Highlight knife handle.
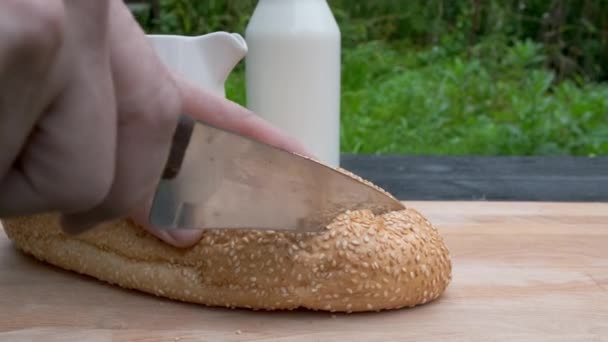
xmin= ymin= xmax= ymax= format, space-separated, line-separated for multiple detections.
xmin=161 ymin=113 xmax=195 ymax=179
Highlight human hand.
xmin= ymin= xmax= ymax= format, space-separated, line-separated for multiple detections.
xmin=0 ymin=0 xmax=310 ymax=247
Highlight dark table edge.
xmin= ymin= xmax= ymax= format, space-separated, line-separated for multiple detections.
xmin=339 ymin=154 xmax=608 ymax=202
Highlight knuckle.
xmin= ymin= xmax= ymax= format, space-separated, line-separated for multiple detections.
xmin=3 ymin=0 xmax=65 ymax=57
xmin=123 ymin=81 xmax=182 ymax=138
xmin=79 ymin=175 xmax=114 ymax=211
xmin=101 ymin=191 xmax=140 ymax=219
xmin=51 ymin=163 xmax=114 ymax=213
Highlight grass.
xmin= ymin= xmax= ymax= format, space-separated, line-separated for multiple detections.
xmin=225 ymin=38 xmax=608 ymax=156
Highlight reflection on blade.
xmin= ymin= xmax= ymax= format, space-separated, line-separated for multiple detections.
xmin=149 ymin=120 xmax=404 ymax=231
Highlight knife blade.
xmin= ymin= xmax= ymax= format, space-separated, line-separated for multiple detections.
xmin=148 ymin=114 xmax=404 ymax=232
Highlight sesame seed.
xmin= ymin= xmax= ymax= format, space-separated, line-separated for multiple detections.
xmin=5 ymin=189 xmax=452 ymax=315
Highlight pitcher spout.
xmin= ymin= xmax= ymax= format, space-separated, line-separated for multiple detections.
xmin=228 ymin=33 xmax=248 ymax=56
xmin=195 ymin=32 xmax=248 ymax=90
xmin=147 ymin=31 xmax=247 ymax=96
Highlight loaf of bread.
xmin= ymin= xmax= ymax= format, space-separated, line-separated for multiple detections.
xmin=1 ymin=172 xmax=452 ymax=313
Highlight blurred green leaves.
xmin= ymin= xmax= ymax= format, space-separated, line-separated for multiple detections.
xmin=337 ymin=38 xmax=608 ymax=156
xmin=132 ymin=0 xmax=608 ymax=156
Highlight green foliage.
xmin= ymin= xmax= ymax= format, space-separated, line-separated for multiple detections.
xmin=133 ymin=0 xmax=608 ymax=156
xmin=142 ymin=0 xmax=257 ymax=35
xmin=138 ymin=0 xmax=608 ymax=82
xmin=338 ymin=39 xmax=608 ymax=156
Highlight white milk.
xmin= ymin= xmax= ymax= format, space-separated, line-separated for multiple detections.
xmin=245 ymin=0 xmax=342 ymax=167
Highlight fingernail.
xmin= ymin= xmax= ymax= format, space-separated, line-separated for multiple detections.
xmin=164 ymin=229 xmax=204 ymax=248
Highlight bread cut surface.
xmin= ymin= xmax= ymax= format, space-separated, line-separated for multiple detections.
xmin=1 ymin=174 xmax=452 ymax=313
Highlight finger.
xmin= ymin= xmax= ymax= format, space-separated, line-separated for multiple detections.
xmin=60 ymin=79 xmax=180 ymax=234
xmin=0 ymin=0 xmax=65 ymax=179
xmin=60 ymin=0 xmax=182 ymax=234
xmin=57 ymin=0 xmax=117 ymax=233
xmin=0 ymin=47 xmax=116 ymax=219
xmin=178 ymin=75 xmax=313 ymax=157
xmin=0 ymin=169 xmax=54 ymax=216
xmin=128 ymin=177 xmax=203 ymax=249
xmin=0 ymin=0 xmax=116 ymax=218
xmin=130 ymin=203 xmax=204 ymax=248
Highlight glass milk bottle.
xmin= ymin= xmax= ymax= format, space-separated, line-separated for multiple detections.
xmin=245 ymin=0 xmax=341 ymax=167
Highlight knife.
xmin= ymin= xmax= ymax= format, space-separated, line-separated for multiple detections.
xmin=148 ymin=114 xmax=404 ymax=232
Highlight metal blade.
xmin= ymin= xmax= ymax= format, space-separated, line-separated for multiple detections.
xmin=149 ymin=116 xmax=404 ymax=232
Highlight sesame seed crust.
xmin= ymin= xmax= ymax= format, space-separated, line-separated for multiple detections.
xmin=1 ymin=172 xmax=452 ymax=313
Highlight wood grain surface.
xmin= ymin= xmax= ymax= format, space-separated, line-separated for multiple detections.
xmin=1 ymin=201 xmax=607 ymax=341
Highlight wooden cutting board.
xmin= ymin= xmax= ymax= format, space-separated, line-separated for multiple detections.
xmin=1 ymin=201 xmax=607 ymax=341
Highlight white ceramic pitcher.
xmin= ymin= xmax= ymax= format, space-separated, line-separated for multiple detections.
xmin=146 ymin=32 xmax=248 ymax=96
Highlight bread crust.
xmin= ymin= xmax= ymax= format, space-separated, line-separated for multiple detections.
xmin=2 ymin=205 xmax=451 ymax=313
